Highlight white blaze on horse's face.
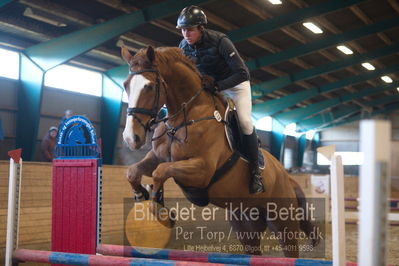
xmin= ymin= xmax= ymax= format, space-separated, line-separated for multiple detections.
xmin=123 ymin=74 xmax=151 ymax=150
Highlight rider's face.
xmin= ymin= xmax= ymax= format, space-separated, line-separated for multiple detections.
xmin=181 ymin=26 xmax=202 ymax=45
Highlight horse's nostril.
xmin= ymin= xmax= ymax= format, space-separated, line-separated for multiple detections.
xmin=134 ymin=134 xmax=140 ymax=143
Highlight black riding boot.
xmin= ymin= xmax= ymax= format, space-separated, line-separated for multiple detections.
xmin=243 ymin=130 xmax=265 ymax=194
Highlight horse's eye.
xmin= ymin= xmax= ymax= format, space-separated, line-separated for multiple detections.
xmin=144 ymin=84 xmax=153 ymax=90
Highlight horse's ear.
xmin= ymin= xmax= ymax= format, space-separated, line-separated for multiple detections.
xmin=146 ymin=46 xmax=155 ymax=63
xmin=121 ymin=46 xmax=132 ymax=64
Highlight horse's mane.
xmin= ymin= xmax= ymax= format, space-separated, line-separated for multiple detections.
xmin=155 ymin=47 xmax=201 ymax=77
xmin=133 ymin=47 xmax=199 ymax=80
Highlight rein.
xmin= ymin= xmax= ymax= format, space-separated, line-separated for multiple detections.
xmin=151 ymin=88 xmax=223 ymax=162
xmin=126 ymin=67 xmax=225 ymax=162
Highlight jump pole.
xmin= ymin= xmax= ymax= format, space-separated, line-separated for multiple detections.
xmin=330 ymin=154 xmax=346 ymax=266
xmin=316 ymin=145 xmax=347 ymax=266
xmin=97 ymin=244 xmax=355 ymax=265
xmin=358 ymin=120 xmax=391 ymax=266
xmin=5 ymin=149 xmax=23 ymax=266
xmin=12 ymin=249 xmax=231 ymax=266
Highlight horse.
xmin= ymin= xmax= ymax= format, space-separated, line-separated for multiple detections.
xmin=120 ymin=46 xmax=319 ymax=258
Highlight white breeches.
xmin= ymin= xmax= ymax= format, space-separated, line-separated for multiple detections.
xmin=222 ymin=80 xmax=254 ymax=135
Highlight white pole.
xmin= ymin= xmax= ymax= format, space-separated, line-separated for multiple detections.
xmin=358 ymin=120 xmax=391 ymax=266
xmin=330 ymin=154 xmax=346 ymax=266
xmin=5 ymin=157 xmax=22 ymax=266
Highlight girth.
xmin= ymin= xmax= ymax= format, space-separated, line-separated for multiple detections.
xmin=175 ymin=151 xmax=240 ymax=207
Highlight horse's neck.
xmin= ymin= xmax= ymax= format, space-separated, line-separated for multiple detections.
xmin=162 ymin=63 xmax=212 ymax=118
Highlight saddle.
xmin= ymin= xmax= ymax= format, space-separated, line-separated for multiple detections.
xmin=224 ymin=98 xmax=265 ymax=169
xmin=175 ymin=96 xmax=265 ymax=206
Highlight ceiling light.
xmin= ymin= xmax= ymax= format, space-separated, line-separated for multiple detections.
xmin=303 ymin=22 xmax=323 ymax=34
xmin=23 ymin=7 xmax=66 ymax=27
xmin=361 ymin=62 xmax=375 ymax=71
xmin=381 ymin=76 xmax=393 ymax=83
xmin=268 ymin=0 xmax=282 ymax=4
xmin=397 ymin=87 xmax=399 ymax=92
xmin=337 ymin=45 xmax=353 ymax=55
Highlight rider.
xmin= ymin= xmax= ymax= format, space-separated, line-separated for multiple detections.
xmin=176 ymin=5 xmax=265 ymax=194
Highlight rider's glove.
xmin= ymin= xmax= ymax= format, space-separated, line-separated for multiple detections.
xmin=201 ymin=75 xmax=218 ymax=94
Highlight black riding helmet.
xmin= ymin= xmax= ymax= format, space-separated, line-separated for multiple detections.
xmin=176 ymin=5 xmax=207 ymax=29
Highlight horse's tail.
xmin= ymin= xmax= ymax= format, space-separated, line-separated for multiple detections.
xmin=289 ymin=177 xmax=320 ymax=247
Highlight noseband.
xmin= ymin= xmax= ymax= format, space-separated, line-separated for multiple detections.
xmin=126 ymin=69 xmax=164 ymax=132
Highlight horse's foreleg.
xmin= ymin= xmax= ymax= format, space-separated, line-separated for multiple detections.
xmin=151 ymin=158 xmax=211 ymax=197
xmin=127 ymin=150 xmax=159 ymax=200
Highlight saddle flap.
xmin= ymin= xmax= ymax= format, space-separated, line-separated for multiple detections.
xmin=223 ymin=99 xmax=265 ymax=169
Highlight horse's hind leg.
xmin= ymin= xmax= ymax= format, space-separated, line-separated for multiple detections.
xmin=267 ymin=214 xmax=300 ymax=258
xmin=291 ymin=182 xmax=320 ymax=247
xmin=228 ymin=209 xmax=267 ymax=255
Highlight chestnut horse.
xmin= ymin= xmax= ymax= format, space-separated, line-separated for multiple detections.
xmin=121 ymin=46 xmax=318 ymax=257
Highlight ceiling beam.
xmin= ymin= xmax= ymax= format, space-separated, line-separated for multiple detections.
xmin=289 ymin=0 xmax=382 ymax=88
xmin=252 ymin=64 xmax=399 ymax=118
xmin=252 ymin=43 xmax=399 ymax=95
xmin=274 ymin=82 xmax=399 ymax=125
xmin=350 ymin=5 xmax=393 ymax=45
xmin=0 ymin=15 xmax=123 ymax=65
xmin=0 ymin=0 xmax=12 ymax=8
xmin=232 ymin=0 xmax=339 ymax=101
xmin=308 ymin=102 xmax=399 ymax=132
xmin=299 ymin=105 xmax=360 ymax=131
xmin=95 ymin=0 xmax=182 ymax=38
xmin=287 ymin=0 xmax=381 ymax=108
xmin=227 ymin=0 xmax=365 ymax=42
xmin=23 ymin=0 xmax=210 ymax=71
xmin=291 ymin=0 xmax=399 ymax=107
xmin=233 ymin=0 xmax=375 ymax=106
xmin=18 ymin=0 xmax=162 ymax=50
xmin=366 ymin=94 xmax=399 ymax=107
xmin=245 ymin=16 xmax=399 ymax=72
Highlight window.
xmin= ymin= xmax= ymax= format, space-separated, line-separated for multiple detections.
xmin=255 ymin=116 xmax=272 ymax=131
xmin=0 ymin=47 xmax=19 ymax=79
xmin=284 ymin=123 xmax=301 ymax=137
xmin=317 ymin=152 xmax=363 ymax=166
xmin=305 ymin=130 xmax=316 ymax=140
xmin=45 ymin=65 xmax=102 ymax=96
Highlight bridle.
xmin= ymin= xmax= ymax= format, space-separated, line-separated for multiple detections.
xmin=126 ymin=66 xmax=219 ymax=160
xmin=126 ymin=68 xmax=166 ymax=132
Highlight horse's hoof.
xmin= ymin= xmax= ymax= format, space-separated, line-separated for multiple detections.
xmin=134 ymin=184 xmax=151 ymax=201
